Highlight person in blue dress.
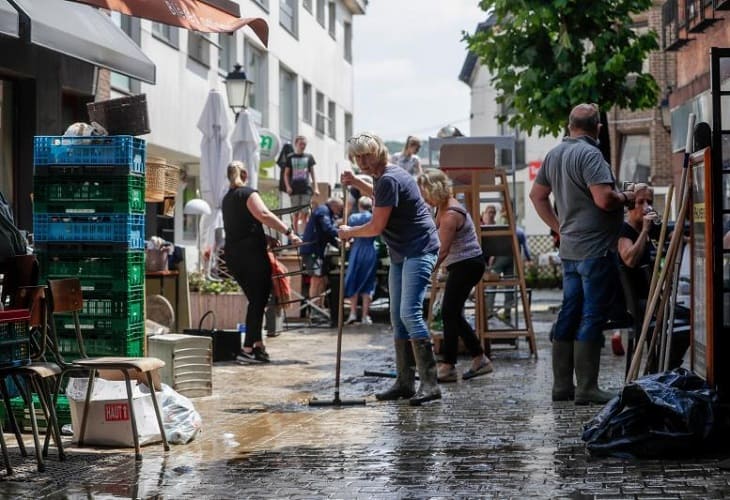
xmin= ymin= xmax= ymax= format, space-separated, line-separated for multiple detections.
xmin=344 ymin=196 xmax=378 ymax=325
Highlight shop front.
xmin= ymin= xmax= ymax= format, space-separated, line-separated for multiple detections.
xmin=0 ymin=0 xmax=155 ymax=232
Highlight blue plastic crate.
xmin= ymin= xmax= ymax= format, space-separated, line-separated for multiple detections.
xmin=33 ymin=213 xmax=145 ymax=249
xmin=33 ymin=136 xmax=145 ymax=172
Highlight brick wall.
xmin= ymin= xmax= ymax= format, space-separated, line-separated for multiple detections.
xmin=607 ymin=3 xmax=676 ymax=187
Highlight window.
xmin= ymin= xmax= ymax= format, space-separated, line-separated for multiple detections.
xmin=152 ymin=22 xmax=179 ymax=48
xmin=344 ymin=112 xmax=353 ymax=155
xmin=218 ymin=34 xmax=236 ymax=73
xmin=110 ymin=12 xmax=140 ymax=93
xmin=245 ymin=40 xmax=267 ymax=124
xmin=327 ymin=100 xmax=336 ymax=138
xmin=328 ymin=1 xmax=336 ymax=38
xmin=280 ymin=0 xmax=298 ymax=36
xmin=344 ymin=22 xmax=352 ymax=62
xmin=302 ymin=81 xmax=313 ymax=124
xmin=344 ymin=112 xmax=353 ymax=142
xmin=280 ymin=66 xmax=297 ymax=143
xmin=316 ymin=0 xmax=325 ymax=26
xmin=618 ymin=134 xmax=651 ymax=184
xmin=303 ymin=0 xmax=312 ymax=13
xmin=315 ymin=91 xmax=326 ymax=135
xmin=188 ymin=32 xmax=211 ymax=67
xmin=252 ymin=0 xmax=269 ymax=11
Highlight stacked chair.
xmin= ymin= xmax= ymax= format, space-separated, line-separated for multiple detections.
xmin=31 ymin=135 xmax=168 ymax=460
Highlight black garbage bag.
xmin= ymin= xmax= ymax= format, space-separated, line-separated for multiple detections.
xmin=582 ymin=368 xmax=720 ymax=458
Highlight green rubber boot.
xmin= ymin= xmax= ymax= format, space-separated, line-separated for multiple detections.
xmin=574 ymin=341 xmax=615 ymax=405
xmin=376 ymin=339 xmax=416 ymax=401
xmin=551 ymin=340 xmax=575 ymax=401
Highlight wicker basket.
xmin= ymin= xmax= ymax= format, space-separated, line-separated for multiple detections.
xmin=164 ymin=164 xmax=180 ymax=197
xmin=145 ymin=157 xmax=166 ymax=202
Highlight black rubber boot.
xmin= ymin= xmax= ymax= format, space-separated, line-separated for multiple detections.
xmin=552 ymin=340 xmax=575 ymax=401
xmin=574 ymin=341 xmax=615 ymax=405
xmin=409 ymin=339 xmax=442 ymax=406
xmin=376 ymin=339 xmax=416 ymax=401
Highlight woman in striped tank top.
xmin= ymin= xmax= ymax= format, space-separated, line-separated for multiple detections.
xmin=417 ymin=170 xmax=493 ymax=382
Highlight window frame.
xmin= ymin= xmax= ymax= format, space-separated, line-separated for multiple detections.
xmin=188 ymin=32 xmax=212 ymax=68
xmin=151 ymin=22 xmax=179 ymax=49
xmin=327 ymin=100 xmax=336 ymax=138
xmin=279 ymin=0 xmax=298 ymax=37
xmin=252 ymin=0 xmax=270 ymax=12
xmin=218 ymin=33 xmax=236 ymax=75
xmin=279 ymin=65 xmax=297 ymax=144
xmin=302 ymin=81 xmax=313 ymax=125
xmin=328 ymin=1 xmax=336 ymax=39
xmin=316 ymin=0 xmax=326 ymax=27
xmin=344 ymin=21 xmax=352 ymax=62
xmin=245 ymin=39 xmax=268 ymax=126
xmin=303 ymin=0 xmax=312 ymax=13
xmin=315 ymin=90 xmax=326 ymax=136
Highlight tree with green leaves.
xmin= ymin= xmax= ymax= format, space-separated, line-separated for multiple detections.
xmin=464 ymin=0 xmax=660 ymax=159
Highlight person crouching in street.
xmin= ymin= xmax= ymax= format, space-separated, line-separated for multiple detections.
xmin=299 ymin=197 xmax=343 ymax=323
xmin=222 ymin=161 xmax=301 ymax=364
xmin=417 ymin=169 xmax=493 ymax=382
xmin=339 ymin=132 xmax=441 ymax=406
xmin=529 ymin=103 xmax=635 ymax=405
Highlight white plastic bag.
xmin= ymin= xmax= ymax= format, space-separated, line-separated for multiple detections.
xmin=159 ymin=384 xmax=202 ymax=445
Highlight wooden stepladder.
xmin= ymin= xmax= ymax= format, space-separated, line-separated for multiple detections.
xmin=426 ymin=142 xmax=536 ymax=358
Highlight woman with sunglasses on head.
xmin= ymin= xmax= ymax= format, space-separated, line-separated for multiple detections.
xmin=339 ymin=132 xmax=441 ymax=406
xmin=390 ymin=135 xmax=423 ymax=176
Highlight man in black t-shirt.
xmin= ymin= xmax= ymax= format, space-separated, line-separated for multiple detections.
xmin=284 ymin=135 xmax=320 ymax=235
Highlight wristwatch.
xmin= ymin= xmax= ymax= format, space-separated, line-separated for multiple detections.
xmin=284 ymin=227 xmax=294 ymax=236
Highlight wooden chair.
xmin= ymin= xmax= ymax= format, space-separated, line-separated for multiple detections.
xmin=46 ymin=278 xmax=169 ymax=460
xmin=0 ymin=286 xmax=65 ymax=474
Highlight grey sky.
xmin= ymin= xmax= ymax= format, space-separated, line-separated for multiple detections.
xmin=351 ymin=0 xmax=485 ymax=142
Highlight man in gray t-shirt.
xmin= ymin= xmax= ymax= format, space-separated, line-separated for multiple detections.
xmin=529 ymin=103 xmax=636 ymax=406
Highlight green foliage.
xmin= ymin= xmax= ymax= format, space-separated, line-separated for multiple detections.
xmin=188 ymin=272 xmax=241 ymax=294
xmin=259 ymin=189 xmax=280 ymax=211
xmin=464 ymin=0 xmax=660 ymax=137
xmin=524 ymin=261 xmax=562 ymax=289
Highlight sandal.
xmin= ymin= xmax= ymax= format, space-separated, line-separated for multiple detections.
xmin=437 ymin=364 xmax=458 ymax=383
xmin=462 ymin=359 xmax=494 ymax=380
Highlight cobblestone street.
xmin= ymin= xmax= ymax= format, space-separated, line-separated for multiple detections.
xmin=0 ymin=293 xmax=728 ymax=499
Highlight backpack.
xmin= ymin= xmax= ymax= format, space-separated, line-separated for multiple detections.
xmin=0 ymin=190 xmax=27 ymax=260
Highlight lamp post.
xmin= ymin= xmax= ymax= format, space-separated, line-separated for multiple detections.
xmin=183 ymin=198 xmax=211 ymax=274
xmin=224 ymin=63 xmax=253 ymax=118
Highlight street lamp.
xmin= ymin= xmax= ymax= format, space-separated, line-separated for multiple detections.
xmin=224 ymin=63 xmax=253 ymax=116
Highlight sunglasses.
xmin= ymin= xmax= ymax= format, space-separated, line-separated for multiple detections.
xmin=348 ymin=133 xmax=377 ymax=145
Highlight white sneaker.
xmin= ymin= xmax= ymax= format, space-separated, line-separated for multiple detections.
xmin=362 ymin=316 xmax=373 ymax=325
xmin=345 ymin=314 xmax=357 ymax=325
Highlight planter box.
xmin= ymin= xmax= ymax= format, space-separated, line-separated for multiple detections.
xmin=189 ymin=293 xmax=247 ymax=330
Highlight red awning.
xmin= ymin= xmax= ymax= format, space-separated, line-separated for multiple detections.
xmin=67 ymin=0 xmax=269 ymax=46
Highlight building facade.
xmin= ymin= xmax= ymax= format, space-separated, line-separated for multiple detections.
xmin=110 ymin=0 xmax=366 ymax=249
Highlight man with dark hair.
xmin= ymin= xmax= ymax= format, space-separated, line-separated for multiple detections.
xmin=529 ymin=103 xmax=636 ymax=405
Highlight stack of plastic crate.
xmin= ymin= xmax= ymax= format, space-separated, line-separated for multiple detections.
xmin=33 ymin=135 xmax=147 ymax=359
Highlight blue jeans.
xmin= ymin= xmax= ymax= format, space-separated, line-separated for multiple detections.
xmin=388 ymin=252 xmax=437 ymax=340
xmin=553 ymin=252 xmax=618 ymax=343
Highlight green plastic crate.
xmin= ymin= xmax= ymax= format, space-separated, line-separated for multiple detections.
xmin=38 ymin=250 xmax=145 ymax=294
xmin=33 ymin=175 xmax=145 ymax=214
xmin=56 ymin=324 xmax=144 ymax=359
xmin=52 ymin=289 xmax=144 ymax=334
xmin=8 ymin=394 xmax=71 ymax=432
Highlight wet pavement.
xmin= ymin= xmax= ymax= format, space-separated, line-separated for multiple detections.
xmin=1 ymin=289 xmax=730 ymax=499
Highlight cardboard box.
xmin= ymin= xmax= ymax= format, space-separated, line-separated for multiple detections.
xmin=66 ymin=377 xmax=163 ymax=447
